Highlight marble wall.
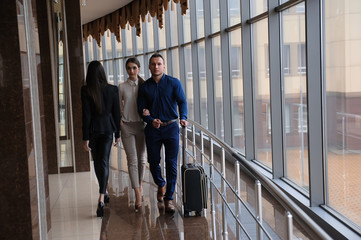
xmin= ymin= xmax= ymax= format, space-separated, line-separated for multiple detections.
xmin=0 ymin=0 xmax=55 ymax=238
xmin=0 ymin=1 xmax=36 ymax=239
xmin=0 ymin=0 xmax=89 ymax=237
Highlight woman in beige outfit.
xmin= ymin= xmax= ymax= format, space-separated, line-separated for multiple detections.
xmin=119 ymin=57 xmax=147 ymax=211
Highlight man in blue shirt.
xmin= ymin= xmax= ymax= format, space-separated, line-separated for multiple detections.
xmin=138 ymin=53 xmax=188 ymax=213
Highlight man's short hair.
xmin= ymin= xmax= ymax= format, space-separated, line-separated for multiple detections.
xmin=149 ymin=52 xmax=165 ymax=65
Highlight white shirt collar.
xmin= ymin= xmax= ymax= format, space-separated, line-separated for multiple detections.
xmin=127 ymin=78 xmax=138 ymax=86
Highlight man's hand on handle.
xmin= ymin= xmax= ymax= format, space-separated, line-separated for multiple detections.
xmin=180 ymin=119 xmax=188 ymax=128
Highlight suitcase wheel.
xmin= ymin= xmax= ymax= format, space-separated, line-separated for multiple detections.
xmin=184 ymin=211 xmax=190 ymax=217
xmin=195 ymin=211 xmax=202 ymax=216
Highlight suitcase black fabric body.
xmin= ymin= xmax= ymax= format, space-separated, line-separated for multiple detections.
xmin=181 ymin=163 xmax=208 ymax=216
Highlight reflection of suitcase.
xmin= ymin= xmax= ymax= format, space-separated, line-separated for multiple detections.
xmin=183 ymin=216 xmax=210 ymax=239
xmin=181 ymin=163 xmax=208 ymax=216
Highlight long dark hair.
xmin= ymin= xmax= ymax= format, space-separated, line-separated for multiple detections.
xmin=85 ymin=61 xmax=108 ymax=114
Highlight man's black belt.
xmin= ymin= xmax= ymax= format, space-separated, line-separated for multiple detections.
xmin=159 ymin=119 xmax=177 ymax=127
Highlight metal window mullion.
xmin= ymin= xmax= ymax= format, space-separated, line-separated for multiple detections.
xmin=241 ymin=0 xmax=255 ymax=160
xmin=167 ymin=50 xmax=174 ymax=78
xmin=204 ymin=0 xmax=215 ymax=132
xmin=102 ymin=35 xmax=110 ymax=77
xmin=101 ymin=34 xmax=106 ymax=60
xmin=179 ymin=47 xmax=186 ymax=93
xmin=241 ymin=1 xmax=255 ymax=160
xmin=92 ymin=38 xmax=98 ymax=60
xmin=190 ymin=0 xmax=201 ymax=124
xmin=132 ymin=26 xmax=137 ymax=56
xmin=140 ymin=21 xmax=149 ymax=80
xmin=111 ymin=33 xmax=119 ymax=85
xmin=142 ymin=21 xmax=150 ymax=79
xmin=177 ymin=2 xmax=184 ymax=46
xmin=305 ymin=0 xmax=324 ymax=206
xmin=143 ymin=20 xmax=148 ymax=54
xmin=268 ymin=0 xmax=284 ymax=177
xmin=111 ymin=32 xmax=117 ymax=57
xmin=220 ymin=0 xmax=232 ymax=145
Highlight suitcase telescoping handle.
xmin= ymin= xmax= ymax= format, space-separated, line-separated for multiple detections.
xmin=181 ymin=125 xmax=188 ymax=165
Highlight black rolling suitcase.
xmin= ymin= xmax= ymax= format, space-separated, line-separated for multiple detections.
xmin=181 ymin=163 xmax=208 ymax=216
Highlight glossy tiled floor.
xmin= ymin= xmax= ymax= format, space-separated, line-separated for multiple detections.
xmin=47 ymin=143 xmax=311 ymax=240
xmin=47 ymin=152 xmax=214 ymax=240
xmin=99 ymin=167 xmax=212 ymax=240
xmin=48 ymin=169 xmax=102 ymax=240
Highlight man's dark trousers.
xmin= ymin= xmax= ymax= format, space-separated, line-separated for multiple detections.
xmin=144 ymin=121 xmax=179 ymax=200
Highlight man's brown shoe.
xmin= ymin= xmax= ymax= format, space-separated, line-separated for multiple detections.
xmin=165 ymin=200 xmax=175 ymax=213
xmin=157 ymin=185 xmax=165 ymax=202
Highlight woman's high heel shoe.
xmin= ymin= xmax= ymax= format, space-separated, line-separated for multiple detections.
xmin=96 ymin=202 xmax=104 ymax=217
xmin=104 ymin=193 xmax=110 ymax=203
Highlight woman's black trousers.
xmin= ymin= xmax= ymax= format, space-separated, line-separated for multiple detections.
xmin=89 ymin=133 xmax=113 ymax=194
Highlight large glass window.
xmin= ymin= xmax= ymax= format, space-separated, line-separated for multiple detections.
xmin=169 ymin=1 xmax=178 ymax=46
xmin=125 ymin=26 xmax=132 ymax=56
xmin=116 ymin=59 xmax=124 ymax=83
xmin=325 ymin=0 xmax=361 ymax=227
xmin=158 ymin=15 xmax=166 ymax=49
xmin=136 ymin=24 xmax=143 ymax=54
xmin=212 ymin=36 xmax=223 ymax=140
xmin=184 ymin=45 xmax=194 ymax=120
xmin=253 ymin=19 xmax=272 ymax=168
xmin=87 ymin=36 xmax=94 ymax=61
xmin=198 ymin=41 xmax=208 ymax=128
xmin=115 ymin=30 xmax=123 ymax=58
xmin=146 ymin=53 xmax=153 ymax=77
xmin=196 ymin=0 xmax=205 ymax=38
xmin=228 ymin=0 xmax=241 ymax=26
xmin=211 ymin=0 xmax=220 ymax=33
xmin=146 ymin=14 xmax=154 ymax=52
xmin=171 ymin=48 xmax=180 ymax=79
xmin=230 ymin=29 xmax=244 ymax=152
xmin=97 ymin=40 xmax=103 ymax=60
xmin=159 ymin=50 xmax=168 ymax=74
xmin=183 ymin=8 xmax=191 ymax=43
xmin=137 ymin=55 xmax=145 ymax=80
xmin=103 ymin=30 xmax=112 ymax=59
xmin=104 ymin=60 xmax=114 ymax=85
xmin=281 ymin=3 xmax=308 ymax=189
xmin=251 ymin=0 xmax=268 ymax=17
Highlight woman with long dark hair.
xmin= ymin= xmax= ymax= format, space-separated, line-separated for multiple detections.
xmin=81 ymin=60 xmax=120 ymax=217
xmin=119 ymin=57 xmax=147 ymax=212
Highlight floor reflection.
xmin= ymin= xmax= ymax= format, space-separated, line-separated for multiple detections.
xmin=102 ymin=168 xmax=211 ymax=240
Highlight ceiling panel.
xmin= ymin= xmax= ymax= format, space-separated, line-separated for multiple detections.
xmin=80 ymin=0 xmax=133 ymax=24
